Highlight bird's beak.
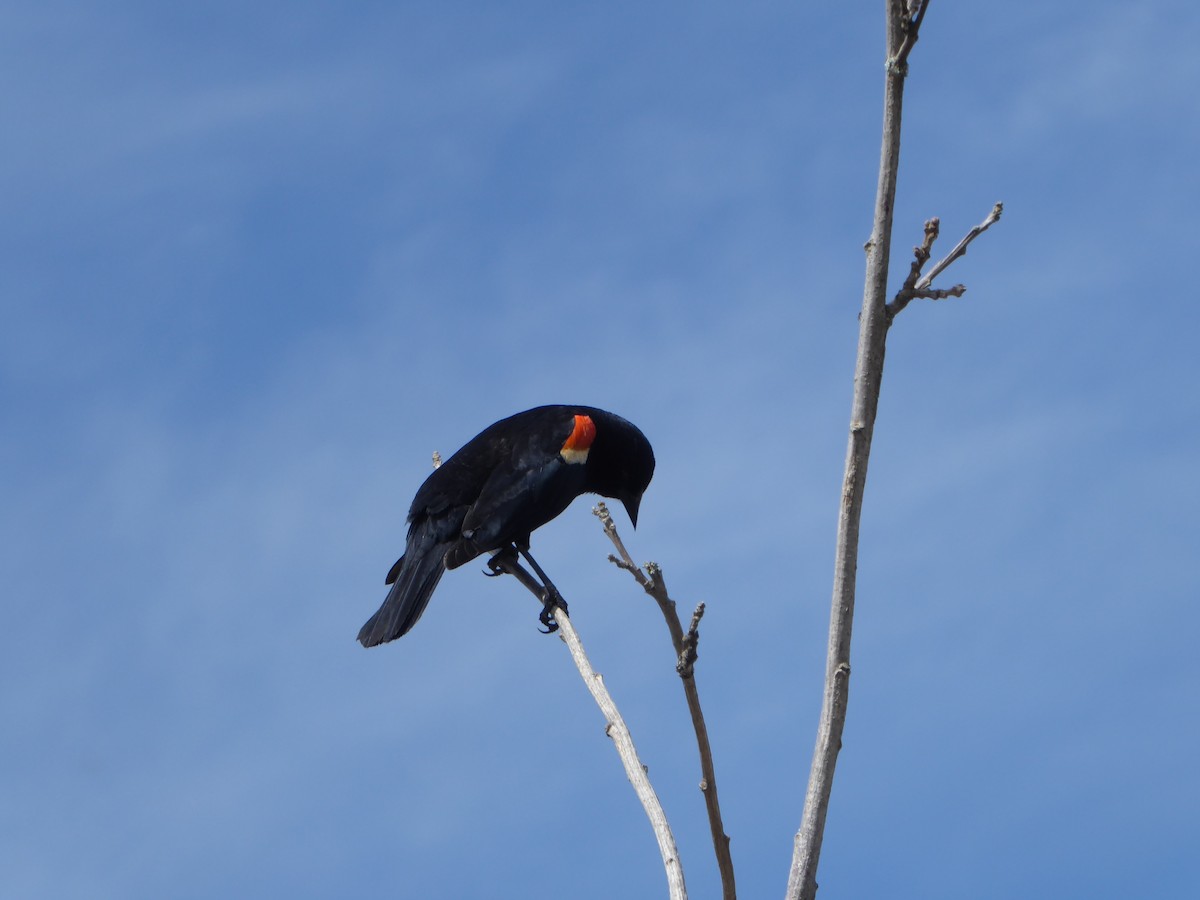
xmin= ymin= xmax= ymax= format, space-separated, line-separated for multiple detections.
xmin=622 ymin=494 xmax=642 ymax=529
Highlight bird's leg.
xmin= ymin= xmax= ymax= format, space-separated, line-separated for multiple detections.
xmin=517 ymin=547 xmax=569 ymax=633
xmin=484 ymin=544 xmax=568 ymax=634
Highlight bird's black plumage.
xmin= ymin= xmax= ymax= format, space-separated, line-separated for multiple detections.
xmin=357 ymin=405 xmax=655 ymax=647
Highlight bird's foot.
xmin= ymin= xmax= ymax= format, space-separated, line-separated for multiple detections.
xmin=485 ymin=546 xmax=518 ymax=577
xmin=538 ymin=587 xmax=568 ymax=634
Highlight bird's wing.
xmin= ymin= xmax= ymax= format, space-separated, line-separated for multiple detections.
xmin=453 ymin=458 xmax=558 ymax=553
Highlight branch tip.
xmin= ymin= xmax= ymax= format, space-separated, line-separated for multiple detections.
xmin=888 ymin=0 xmax=931 ymax=72
xmin=887 ymin=202 xmax=1003 ymax=319
xmin=914 ymin=201 xmax=1004 ymax=293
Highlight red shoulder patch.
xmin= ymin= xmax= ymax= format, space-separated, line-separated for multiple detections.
xmin=562 ymin=414 xmax=596 ymax=452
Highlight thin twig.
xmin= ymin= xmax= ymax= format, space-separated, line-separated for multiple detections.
xmin=887 ymin=0 xmax=931 ymax=74
xmin=886 ymin=217 xmax=941 ymax=319
xmin=887 ymin=202 xmax=1002 ymax=319
xmin=915 ymin=202 xmax=1003 ymax=291
xmin=594 ymin=504 xmax=736 ymax=900
xmin=487 ymin=550 xmax=687 ymax=900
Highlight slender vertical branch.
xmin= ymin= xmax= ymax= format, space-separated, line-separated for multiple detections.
xmin=487 ymin=552 xmax=688 ymax=900
xmin=595 ymin=503 xmax=737 ymax=900
xmin=785 ymin=3 xmax=918 ymax=898
xmin=786 ymin=4 xmax=1001 ymax=898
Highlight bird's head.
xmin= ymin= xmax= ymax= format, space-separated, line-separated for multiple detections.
xmin=583 ymin=409 xmax=655 ymax=528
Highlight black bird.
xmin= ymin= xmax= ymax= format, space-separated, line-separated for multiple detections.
xmin=358 ymin=405 xmax=655 ymax=647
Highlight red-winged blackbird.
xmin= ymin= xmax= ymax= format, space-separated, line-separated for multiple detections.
xmin=358 ymin=405 xmax=655 ymax=647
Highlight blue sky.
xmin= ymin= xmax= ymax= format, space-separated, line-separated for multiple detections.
xmin=3 ymin=2 xmax=1198 ymax=897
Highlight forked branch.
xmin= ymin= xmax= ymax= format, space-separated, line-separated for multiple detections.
xmin=914 ymin=202 xmax=1003 ymax=292
xmin=888 ymin=0 xmax=932 ymax=73
xmin=886 ymin=202 xmax=1004 ymax=319
xmin=594 ymin=503 xmax=736 ymax=900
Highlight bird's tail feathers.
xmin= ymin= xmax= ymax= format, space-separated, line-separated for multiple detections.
xmin=357 ymin=540 xmax=447 ymax=647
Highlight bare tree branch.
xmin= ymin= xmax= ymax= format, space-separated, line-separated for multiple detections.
xmin=486 ymin=550 xmax=688 ymax=900
xmin=789 ymin=2 xmax=926 ymax=896
xmin=886 ymin=216 xmax=941 ymax=319
xmin=787 ymin=5 xmax=1003 ymax=899
xmin=887 ymin=203 xmax=1003 ymax=319
xmin=915 ymin=202 xmax=1003 ymax=292
xmin=677 ymin=602 xmax=703 ymax=679
xmin=888 ymin=0 xmax=931 ymax=74
xmin=594 ymin=503 xmax=736 ymax=900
